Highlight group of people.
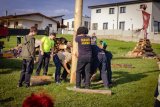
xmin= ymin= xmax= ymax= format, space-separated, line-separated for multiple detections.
xmin=17 ymin=26 xmax=112 ymax=90
xmin=17 ymin=26 xmax=72 ymax=87
xmin=11 ymin=25 xmax=159 ymax=107
xmin=75 ymin=27 xmax=112 ymax=89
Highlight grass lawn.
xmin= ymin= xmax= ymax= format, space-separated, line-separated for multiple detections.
xmin=0 ymin=35 xmax=160 ymax=107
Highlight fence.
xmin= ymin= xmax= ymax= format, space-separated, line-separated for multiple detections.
xmin=8 ymin=28 xmax=47 ymax=36
xmin=62 ymin=29 xmax=160 ymax=44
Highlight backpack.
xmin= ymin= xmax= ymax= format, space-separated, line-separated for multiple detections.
xmin=20 ymin=36 xmax=35 ymax=59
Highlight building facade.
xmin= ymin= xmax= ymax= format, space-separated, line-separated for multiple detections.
xmin=88 ymin=0 xmax=160 ymax=33
xmin=63 ymin=16 xmax=91 ymax=31
xmin=51 ymin=15 xmax=64 ymax=26
xmin=0 ymin=13 xmax=58 ymax=32
xmin=51 ymin=15 xmax=67 ymax=34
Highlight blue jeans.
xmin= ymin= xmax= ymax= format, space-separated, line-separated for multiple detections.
xmin=53 ymin=54 xmax=61 ymax=82
xmin=19 ymin=58 xmax=34 ymax=85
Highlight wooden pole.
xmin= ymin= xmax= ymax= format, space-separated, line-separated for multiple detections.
xmin=70 ymin=0 xmax=83 ymax=83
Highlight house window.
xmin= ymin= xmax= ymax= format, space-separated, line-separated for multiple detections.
xmin=67 ymin=22 xmax=69 ymax=28
xmin=119 ymin=21 xmax=125 ymax=30
xmin=96 ymin=9 xmax=101 ymax=13
xmin=72 ymin=21 xmax=74 ymax=28
xmin=48 ymin=24 xmax=52 ymax=27
xmin=109 ymin=8 xmax=114 ymax=14
xmin=92 ymin=23 xmax=98 ymax=30
xmin=103 ymin=23 xmax=108 ymax=30
xmin=120 ymin=7 xmax=126 ymax=13
xmin=154 ymin=21 xmax=160 ymax=33
xmin=84 ymin=21 xmax=88 ymax=28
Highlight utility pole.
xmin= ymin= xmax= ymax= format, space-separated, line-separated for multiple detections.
xmin=6 ymin=10 xmax=8 ymax=16
xmin=70 ymin=0 xmax=83 ymax=83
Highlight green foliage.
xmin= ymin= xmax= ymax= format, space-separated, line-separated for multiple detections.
xmin=0 ymin=35 xmax=160 ymax=107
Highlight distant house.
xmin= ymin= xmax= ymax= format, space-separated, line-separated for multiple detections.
xmin=88 ymin=0 xmax=160 ymax=33
xmin=50 ymin=15 xmax=67 ymax=33
xmin=0 ymin=13 xmax=58 ymax=32
xmin=64 ymin=16 xmax=91 ymax=31
xmin=50 ymin=15 xmax=65 ymax=28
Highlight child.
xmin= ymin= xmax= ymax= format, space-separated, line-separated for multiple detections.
xmin=35 ymin=33 xmax=56 ymax=76
xmin=53 ymin=49 xmax=71 ymax=83
xmin=17 ymin=26 xmax=37 ymax=88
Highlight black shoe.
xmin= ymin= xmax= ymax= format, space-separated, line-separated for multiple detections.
xmin=17 ymin=83 xmax=22 ymax=87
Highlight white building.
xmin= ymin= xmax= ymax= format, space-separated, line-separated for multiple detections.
xmin=50 ymin=15 xmax=64 ymax=26
xmin=0 ymin=13 xmax=58 ymax=32
xmin=51 ymin=15 xmax=67 ymax=34
xmin=64 ymin=16 xmax=91 ymax=31
xmin=88 ymin=0 xmax=160 ymax=33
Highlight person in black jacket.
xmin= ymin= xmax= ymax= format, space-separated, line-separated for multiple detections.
xmin=75 ymin=26 xmax=92 ymax=89
xmin=99 ymin=41 xmax=113 ymax=85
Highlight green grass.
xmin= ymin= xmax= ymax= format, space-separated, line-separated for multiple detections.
xmin=0 ymin=35 xmax=160 ymax=107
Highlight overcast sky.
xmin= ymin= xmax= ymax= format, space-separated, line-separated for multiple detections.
xmin=0 ymin=0 xmax=130 ymax=19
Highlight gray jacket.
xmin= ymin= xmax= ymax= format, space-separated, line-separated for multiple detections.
xmin=21 ymin=35 xmax=35 ymax=59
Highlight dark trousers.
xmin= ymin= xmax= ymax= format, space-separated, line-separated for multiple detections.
xmin=91 ymin=45 xmax=99 ymax=75
xmin=154 ymin=99 xmax=160 ymax=107
xmin=76 ymin=61 xmax=91 ymax=88
xmin=17 ymin=36 xmax=21 ymax=46
xmin=97 ymin=54 xmax=112 ymax=85
xmin=154 ymin=84 xmax=159 ymax=98
xmin=90 ymin=57 xmax=99 ymax=75
xmin=106 ymin=61 xmax=112 ymax=84
xmin=19 ymin=58 xmax=34 ymax=85
xmin=53 ymin=54 xmax=61 ymax=82
xmin=98 ymin=62 xmax=109 ymax=87
xmin=105 ymin=51 xmax=113 ymax=84
xmin=36 ymin=52 xmax=50 ymax=75
xmin=91 ymin=51 xmax=109 ymax=87
xmin=61 ymin=63 xmax=70 ymax=80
